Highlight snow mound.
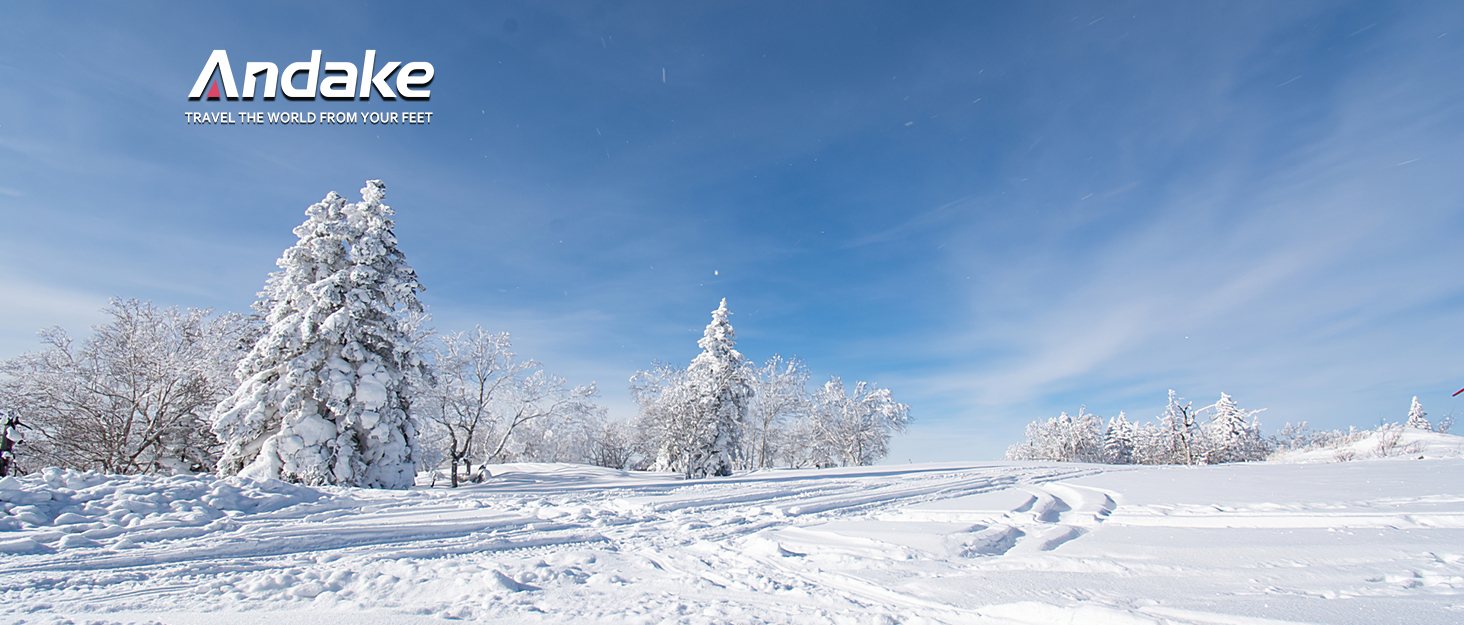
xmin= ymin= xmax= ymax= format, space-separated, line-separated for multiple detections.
xmin=0 ymin=468 xmax=324 ymax=550
xmin=1270 ymin=427 xmax=1464 ymax=463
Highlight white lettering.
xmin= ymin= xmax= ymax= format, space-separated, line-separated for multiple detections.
xmin=188 ymin=50 xmax=238 ymax=99
xmin=371 ymin=61 xmax=401 ymax=100
xmin=281 ymin=50 xmax=322 ymax=99
xmin=360 ymin=50 xmax=376 ymax=98
xmin=243 ymin=62 xmax=278 ymax=99
xmin=320 ymin=62 xmax=358 ymax=99
xmin=396 ymin=62 xmax=433 ymax=99
xmin=192 ymin=51 xmax=431 ymax=101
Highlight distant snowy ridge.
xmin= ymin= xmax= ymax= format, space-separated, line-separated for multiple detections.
xmin=1269 ymin=426 xmax=1464 ymax=464
xmin=1006 ymin=390 xmax=1464 ymax=469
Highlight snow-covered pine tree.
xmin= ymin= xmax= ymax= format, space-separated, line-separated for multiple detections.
xmin=679 ymin=298 xmax=754 ymax=477
xmin=0 ymin=409 xmax=21 ymax=476
xmin=1406 ymin=396 xmax=1431 ymax=431
xmin=212 ymin=181 xmax=427 ymax=489
xmin=1102 ymin=412 xmax=1135 ymax=464
xmin=1129 ymin=421 xmax=1157 ymax=464
xmin=1206 ymin=393 xmax=1266 ymax=463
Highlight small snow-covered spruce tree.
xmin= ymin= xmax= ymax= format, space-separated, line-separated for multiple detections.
xmin=1406 ymin=396 xmax=1431 ymax=431
xmin=212 ymin=181 xmax=427 ymax=489
xmin=1102 ymin=413 xmax=1135 ymax=465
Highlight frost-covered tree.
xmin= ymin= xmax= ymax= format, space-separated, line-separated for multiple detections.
xmin=776 ymin=412 xmax=822 ymax=468
xmin=0 ymin=300 xmax=254 ymax=474
xmin=1406 ymin=396 xmax=1431 ymax=431
xmin=744 ymin=355 xmax=812 ymax=470
xmin=1102 ymin=413 xmax=1135 ymax=465
xmin=1206 ymin=393 xmax=1267 ymax=463
xmin=0 ymin=409 xmax=22 ymax=476
xmin=807 ymin=377 xmax=910 ymax=467
xmin=630 ymin=361 xmax=695 ymax=472
xmin=1157 ymin=390 xmax=1203 ymax=465
xmin=588 ymin=419 xmax=636 ymax=470
xmin=1005 ymin=408 xmax=1102 ymax=463
xmin=418 ymin=326 xmax=604 ymax=483
xmin=212 ymin=181 xmax=427 ymax=489
xmin=1063 ymin=408 xmax=1105 ymax=463
xmin=477 ymin=369 xmax=602 ymax=466
xmin=420 ymin=328 xmax=521 ymax=487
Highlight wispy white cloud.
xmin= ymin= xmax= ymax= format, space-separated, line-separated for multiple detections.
xmin=902 ymin=15 xmax=1464 ymax=455
xmin=0 ymin=271 xmax=111 ymax=357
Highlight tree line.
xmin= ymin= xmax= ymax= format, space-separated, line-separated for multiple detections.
xmin=0 ymin=181 xmax=910 ymax=484
xmin=1005 ymin=391 xmax=1451 ymax=465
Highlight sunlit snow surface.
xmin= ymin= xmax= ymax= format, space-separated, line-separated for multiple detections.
xmin=3 ymin=450 xmax=1463 ymax=623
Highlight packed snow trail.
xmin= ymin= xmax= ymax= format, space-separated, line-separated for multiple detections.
xmin=2 ymin=460 xmax=1462 ymax=624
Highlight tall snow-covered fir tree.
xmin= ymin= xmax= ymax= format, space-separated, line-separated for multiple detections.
xmin=211 ymin=180 xmax=427 ymax=489
xmin=1406 ymin=396 xmax=1431 ymax=431
xmin=648 ymin=299 xmax=754 ymax=478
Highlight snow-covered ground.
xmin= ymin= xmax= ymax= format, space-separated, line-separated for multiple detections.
xmin=1270 ymin=427 xmax=1464 ymax=464
xmin=3 ymin=454 xmax=1462 ymax=624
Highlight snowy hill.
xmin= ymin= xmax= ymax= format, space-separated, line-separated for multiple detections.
xmin=1269 ymin=427 xmax=1464 ymax=464
xmin=2 ymin=458 xmax=1462 ymax=624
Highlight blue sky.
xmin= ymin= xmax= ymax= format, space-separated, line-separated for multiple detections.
xmin=2 ymin=1 xmax=1463 ymax=461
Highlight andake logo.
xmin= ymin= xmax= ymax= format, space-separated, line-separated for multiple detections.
xmin=188 ymin=50 xmax=433 ymax=100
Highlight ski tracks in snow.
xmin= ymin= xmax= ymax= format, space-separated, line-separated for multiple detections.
xmin=1 ymin=463 xmax=1114 ymax=622
xmin=6 ymin=460 xmax=1464 ymax=623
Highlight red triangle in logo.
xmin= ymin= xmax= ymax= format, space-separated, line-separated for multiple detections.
xmin=207 ymin=78 xmax=221 ymax=99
